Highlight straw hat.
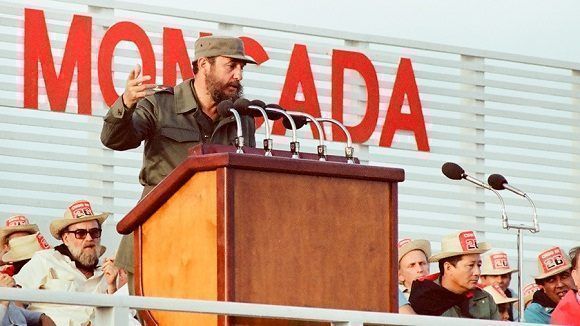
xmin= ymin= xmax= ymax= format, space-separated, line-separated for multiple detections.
xmin=481 ymin=252 xmax=518 ymax=275
xmin=398 ymin=238 xmax=431 ymax=263
xmin=50 ymin=200 xmax=109 ymax=240
xmin=523 ymin=283 xmax=542 ymax=307
xmin=2 ymin=232 xmax=50 ymax=263
xmin=483 ymin=285 xmax=518 ymax=304
xmin=429 ymin=230 xmax=490 ymax=262
xmin=534 ymin=246 xmax=571 ymax=280
xmin=0 ymin=215 xmax=39 ymax=246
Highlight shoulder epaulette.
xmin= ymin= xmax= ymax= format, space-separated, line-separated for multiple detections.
xmin=151 ymin=85 xmax=174 ymax=94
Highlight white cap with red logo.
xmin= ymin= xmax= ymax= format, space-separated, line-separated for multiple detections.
xmin=0 ymin=215 xmax=39 ymax=246
xmin=2 ymin=232 xmax=51 ymax=263
xmin=481 ymin=252 xmax=518 ymax=275
xmin=534 ymin=246 xmax=571 ymax=280
xmin=429 ymin=230 xmax=491 ymax=262
xmin=50 ymin=200 xmax=109 ymax=240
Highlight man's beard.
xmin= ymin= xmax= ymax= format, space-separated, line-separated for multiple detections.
xmin=67 ymin=243 xmax=100 ymax=269
xmin=206 ymin=69 xmax=243 ymax=104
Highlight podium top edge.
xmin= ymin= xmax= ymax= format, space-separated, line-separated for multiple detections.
xmin=117 ymin=147 xmax=405 ymax=234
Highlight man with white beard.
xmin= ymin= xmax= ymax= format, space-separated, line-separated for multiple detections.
xmin=14 ymin=200 xmax=119 ymax=326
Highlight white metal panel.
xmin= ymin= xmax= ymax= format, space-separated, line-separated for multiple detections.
xmin=0 ymin=0 xmax=578 ymax=289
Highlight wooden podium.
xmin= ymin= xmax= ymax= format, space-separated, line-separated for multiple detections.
xmin=117 ymin=145 xmax=405 ymax=325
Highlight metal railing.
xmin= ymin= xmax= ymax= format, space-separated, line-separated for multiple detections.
xmin=0 ymin=287 xmax=534 ymax=325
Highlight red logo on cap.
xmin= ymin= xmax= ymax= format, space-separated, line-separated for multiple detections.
xmin=491 ymin=253 xmax=510 ymax=270
xmin=5 ymin=215 xmax=29 ymax=227
xmin=68 ymin=201 xmax=94 ymax=219
xmin=523 ymin=283 xmax=541 ymax=296
xmin=539 ymin=247 xmax=567 ymax=273
xmin=398 ymin=238 xmax=412 ymax=248
xmin=36 ymin=233 xmax=50 ymax=249
xmin=0 ymin=264 xmax=15 ymax=277
xmin=459 ymin=231 xmax=479 ymax=251
xmin=491 ymin=284 xmax=508 ymax=298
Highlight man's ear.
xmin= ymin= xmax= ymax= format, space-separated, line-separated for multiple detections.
xmin=61 ymin=232 xmax=70 ymax=245
xmin=398 ymin=269 xmax=405 ymax=283
xmin=444 ymin=261 xmax=453 ymax=273
xmin=197 ymin=57 xmax=210 ymax=73
xmin=572 ymin=268 xmax=579 ymax=288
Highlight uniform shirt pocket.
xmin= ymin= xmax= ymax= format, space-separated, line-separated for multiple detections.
xmin=159 ymin=127 xmax=200 ymax=143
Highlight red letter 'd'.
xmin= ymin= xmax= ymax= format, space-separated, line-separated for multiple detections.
xmin=24 ymin=9 xmax=92 ymax=114
xmin=163 ymin=28 xmax=193 ymax=86
xmin=331 ymin=49 xmax=379 ymax=143
xmin=99 ymin=22 xmax=156 ymax=107
xmin=275 ymin=44 xmax=322 ymax=137
xmin=379 ymin=58 xmax=429 ymax=151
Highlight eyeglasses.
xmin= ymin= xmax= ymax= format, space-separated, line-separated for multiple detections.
xmin=64 ymin=228 xmax=102 ymax=240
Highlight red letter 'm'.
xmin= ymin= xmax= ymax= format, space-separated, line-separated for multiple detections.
xmin=24 ymin=9 xmax=92 ymax=114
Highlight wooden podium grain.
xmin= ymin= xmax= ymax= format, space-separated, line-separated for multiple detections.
xmin=117 ymin=145 xmax=405 ymax=325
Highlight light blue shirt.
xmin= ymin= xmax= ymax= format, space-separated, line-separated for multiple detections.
xmin=523 ymin=302 xmax=552 ymax=324
xmin=398 ymin=288 xmax=410 ymax=307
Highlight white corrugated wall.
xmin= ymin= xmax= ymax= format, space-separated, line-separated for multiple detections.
xmin=0 ymin=0 xmax=578 ymax=286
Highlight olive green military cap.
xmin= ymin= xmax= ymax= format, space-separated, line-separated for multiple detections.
xmin=194 ymin=36 xmax=256 ymax=64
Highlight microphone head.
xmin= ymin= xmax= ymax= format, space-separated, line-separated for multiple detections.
xmin=233 ymin=98 xmax=251 ymax=115
xmin=487 ymin=174 xmax=508 ymax=190
xmin=217 ymin=100 xmax=234 ymax=117
xmin=244 ymin=99 xmax=266 ymax=118
xmin=442 ymin=162 xmax=465 ymax=180
xmin=282 ymin=115 xmax=308 ymax=130
xmin=264 ymin=103 xmax=285 ymax=120
xmin=249 ymin=99 xmax=266 ymax=108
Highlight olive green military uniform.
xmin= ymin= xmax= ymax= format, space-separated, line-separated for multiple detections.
xmin=101 ymin=78 xmax=256 ymax=291
xmin=440 ymin=287 xmax=500 ymax=319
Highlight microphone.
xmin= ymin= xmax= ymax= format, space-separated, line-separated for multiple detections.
xmin=488 ymin=173 xmax=539 ymax=233
xmin=441 ymin=162 xmax=491 ymax=190
xmin=442 ymin=162 xmax=509 ymax=228
xmin=488 ymin=174 xmax=526 ymax=197
xmin=217 ymin=100 xmax=244 ymax=154
xmin=487 ymin=173 xmax=540 ymax=321
xmin=315 ymin=118 xmax=355 ymax=164
xmin=285 ymin=111 xmax=327 ymax=161
xmin=264 ymin=104 xmax=300 ymax=159
xmin=245 ymin=99 xmax=274 ymax=156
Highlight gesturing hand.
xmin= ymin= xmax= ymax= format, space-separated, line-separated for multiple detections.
xmin=121 ymin=64 xmax=157 ymax=109
xmin=103 ymin=258 xmax=119 ymax=293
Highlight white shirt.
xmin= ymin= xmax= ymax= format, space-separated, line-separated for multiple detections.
xmin=14 ymin=248 xmax=108 ymax=326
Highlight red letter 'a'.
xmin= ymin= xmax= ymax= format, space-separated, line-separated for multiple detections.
xmin=379 ymin=58 xmax=430 ymax=151
xmin=274 ymin=44 xmax=322 ymax=137
xmin=24 ymin=9 xmax=92 ymax=114
xmin=163 ymin=28 xmax=194 ymax=86
xmin=99 ymin=22 xmax=156 ymax=107
xmin=331 ymin=49 xmax=379 ymax=143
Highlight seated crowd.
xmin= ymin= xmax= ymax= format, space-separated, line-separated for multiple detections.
xmin=0 ymin=202 xmax=578 ymax=325
xmin=0 ymin=200 xmax=124 ymax=325
xmin=398 ymin=231 xmax=579 ymax=324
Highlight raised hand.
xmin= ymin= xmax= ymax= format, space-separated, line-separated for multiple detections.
xmin=121 ymin=64 xmax=157 ymax=109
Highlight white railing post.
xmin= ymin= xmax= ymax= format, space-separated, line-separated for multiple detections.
xmin=95 ymin=305 xmax=131 ymax=325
